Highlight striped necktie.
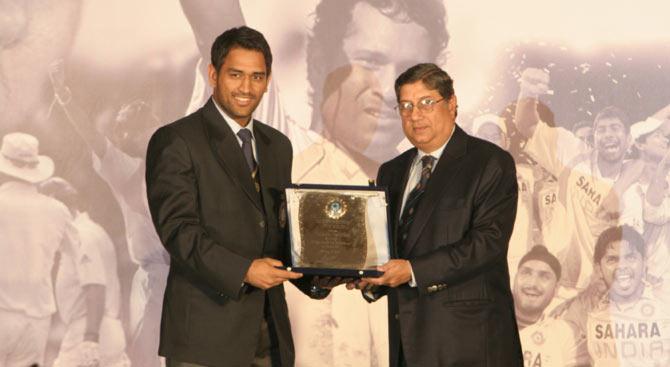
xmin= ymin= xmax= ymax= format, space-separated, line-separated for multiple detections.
xmin=398 ymin=155 xmax=436 ymax=252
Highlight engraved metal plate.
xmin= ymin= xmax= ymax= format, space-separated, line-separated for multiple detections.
xmin=285 ymin=184 xmax=390 ymax=277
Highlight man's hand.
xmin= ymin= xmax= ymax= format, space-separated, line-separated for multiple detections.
xmin=518 ymin=67 xmax=551 ymax=98
xmin=346 ymin=279 xmax=375 ymax=291
xmin=362 ymin=259 xmax=412 ymax=288
xmin=244 ymin=258 xmax=302 ymax=290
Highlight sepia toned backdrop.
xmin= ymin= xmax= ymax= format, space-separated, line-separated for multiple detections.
xmin=1 ymin=1 xmax=670 ymax=366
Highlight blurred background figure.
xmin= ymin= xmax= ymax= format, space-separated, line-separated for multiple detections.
xmin=619 ymin=115 xmax=670 ymax=284
xmin=586 ymin=226 xmax=670 ymax=367
xmin=0 ymin=133 xmax=78 ymax=367
xmin=40 ymin=177 xmax=130 ymax=367
xmin=512 ymin=245 xmax=581 ymax=367
xmin=49 ymin=59 xmax=167 ymax=367
xmin=572 ymin=120 xmax=594 ymax=149
xmin=514 ymin=67 xmax=634 ymax=290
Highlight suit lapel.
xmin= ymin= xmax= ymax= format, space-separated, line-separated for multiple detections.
xmin=201 ymin=99 xmax=263 ymax=212
xmin=254 ymin=122 xmax=276 ymax=214
xmin=391 ymin=149 xmax=417 ymax=258
xmin=402 ymin=126 xmax=468 ymax=256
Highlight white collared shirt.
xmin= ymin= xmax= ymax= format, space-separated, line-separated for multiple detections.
xmin=212 ymin=97 xmax=257 ymax=161
xmin=400 ymin=125 xmax=455 ymax=287
xmin=400 ymin=126 xmax=455 ymax=215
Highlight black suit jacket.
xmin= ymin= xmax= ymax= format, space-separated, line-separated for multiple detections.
xmin=146 ymin=99 xmax=309 ymax=367
xmin=372 ymin=125 xmax=523 ymax=367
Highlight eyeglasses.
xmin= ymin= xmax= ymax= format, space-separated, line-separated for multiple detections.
xmin=395 ymin=97 xmax=445 ymax=116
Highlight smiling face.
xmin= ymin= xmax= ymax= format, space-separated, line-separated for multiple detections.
xmin=636 ymin=122 xmax=670 ymax=162
xmin=593 ymin=117 xmax=629 ymax=163
xmin=597 ymin=240 xmax=645 ymax=302
xmin=321 ymin=2 xmax=430 ymax=161
xmin=513 ymin=260 xmax=558 ymax=316
xmin=208 ymin=47 xmax=270 ymax=127
xmin=398 ymin=80 xmax=456 ymax=153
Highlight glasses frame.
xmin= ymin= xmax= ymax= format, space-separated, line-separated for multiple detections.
xmin=395 ymin=97 xmax=446 ymax=116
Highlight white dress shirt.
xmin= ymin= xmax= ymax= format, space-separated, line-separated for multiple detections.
xmin=400 ymin=126 xmax=455 ymax=287
xmin=213 ymin=97 xmax=257 ymax=161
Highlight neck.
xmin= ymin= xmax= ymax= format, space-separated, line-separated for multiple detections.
xmin=597 ymin=156 xmax=623 ymax=179
xmin=609 ymin=285 xmax=644 ymax=306
xmin=235 ymin=117 xmax=251 ymax=128
xmin=514 ymin=307 xmax=542 ymax=330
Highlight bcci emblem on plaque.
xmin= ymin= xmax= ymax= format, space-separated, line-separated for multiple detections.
xmin=325 ymin=198 xmax=347 ymax=219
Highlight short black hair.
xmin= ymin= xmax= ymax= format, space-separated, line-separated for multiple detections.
xmin=593 ymin=106 xmax=630 ymax=133
xmin=593 ymin=225 xmax=645 ymax=265
xmin=211 ymin=26 xmax=272 ymax=75
xmin=518 ymin=245 xmax=562 ymax=281
xmin=307 ymin=0 xmax=448 ymax=119
xmin=394 ymin=63 xmax=454 ymax=102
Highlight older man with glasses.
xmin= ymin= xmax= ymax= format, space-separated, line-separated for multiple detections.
xmin=348 ymin=63 xmax=523 ymax=367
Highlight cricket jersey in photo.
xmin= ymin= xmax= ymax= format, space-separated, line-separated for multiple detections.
xmin=508 ymin=163 xmax=535 ymax=280
xmin=520 ymin=316 xmax=579 ymax=367
xmin=564 ymin=159 xmax=617 ymax=289
xmin=587 ymin=290 xmax=670 ymax=366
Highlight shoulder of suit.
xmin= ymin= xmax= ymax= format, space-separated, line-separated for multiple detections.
xmin=381 ymin=147 xmax=416 ymax=169
xmin=467 ymin=135 xmax=515 ymax=166
xmin=153 ymin=109 xmax=207 ymax=142
xmin=253 ymin=119 xmax=291 ymax=146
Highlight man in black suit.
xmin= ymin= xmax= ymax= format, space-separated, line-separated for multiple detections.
xmin=350 ymin=63 xmax=523 ymax=366
xmin=146 ymin=26 xmax=324 ymax=367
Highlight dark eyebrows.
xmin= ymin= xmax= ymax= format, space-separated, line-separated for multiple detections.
xmin=226 ymin=67 xmax=267 ymax=77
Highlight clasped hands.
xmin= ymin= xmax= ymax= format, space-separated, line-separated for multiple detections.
xmin=244 ymin=258 xmax=413 ymax=291
xmin=243 ymin=258 xmax=358 ymax=290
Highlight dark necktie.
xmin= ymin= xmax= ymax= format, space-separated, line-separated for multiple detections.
xmin=398 ymin=155 xmax=436 ymax=252
xmin=237 ymin=128 xmax=260 ymax=193
xmin=237 ymin=128 xmax=257 ymax=172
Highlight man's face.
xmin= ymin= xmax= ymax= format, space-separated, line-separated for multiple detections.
xmin=593 ymin=117 xmax=629 ymax=163
xmin=637 ymin=123 xmax=670 ymax=161
xmin=321 ymin=2 xmax=430 ymax=162
xmin=475 ymin=123 xmax=509 ymax=150
xmin=574 ymin=126 xmax=593 ymax=148
xmin=513 ymin=260 xmax=558 ymax=316
xmin=208 ymin=47 xmax=270 ymax=127
xmin=597 ymin=240 xmax=645 ymax=302
xmin=399 ymin=81 xmax=456 ymax=153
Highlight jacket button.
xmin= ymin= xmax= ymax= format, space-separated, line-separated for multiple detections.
xmin=259 ymin=220 xmax=265 ymax=228
xmin=394 ymin=313 xmax=399 ymax=320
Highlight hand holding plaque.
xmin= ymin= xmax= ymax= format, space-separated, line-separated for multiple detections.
xmin=285 ymin=184 xmax=390 ymax=277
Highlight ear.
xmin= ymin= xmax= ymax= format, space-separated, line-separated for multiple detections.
xmin=448 ymin=95 xmax=457 ymax=111
xmin=448 ymin=95 xmax=458 ymax=118
xmin=207 ymin=64 xmax=218 ymax=89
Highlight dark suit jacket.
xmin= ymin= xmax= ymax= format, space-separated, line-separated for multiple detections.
xmin=146 ymin=99 xmax=310 ymax=367
xmin=372 ymin=125 xmax=523 ymax=367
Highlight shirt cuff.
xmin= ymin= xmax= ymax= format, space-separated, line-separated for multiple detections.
xmin=408 ymin=261 xmax=417 ymax=287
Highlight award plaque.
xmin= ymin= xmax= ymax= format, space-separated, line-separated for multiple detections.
xmin=285 ymin=184 xmax=390 ymax=277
